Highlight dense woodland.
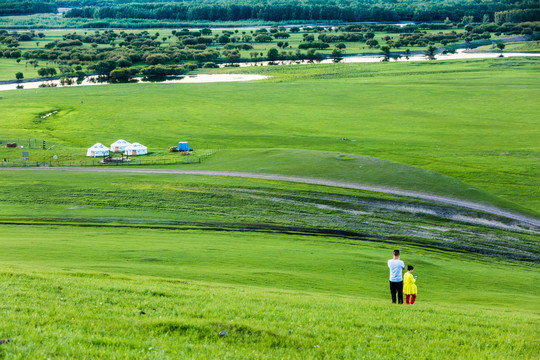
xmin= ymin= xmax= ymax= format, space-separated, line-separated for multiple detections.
xmin=1 ymin=0 xmax=539 ymax=23
xmin=0 ymin=1 xmax=57 ymax=16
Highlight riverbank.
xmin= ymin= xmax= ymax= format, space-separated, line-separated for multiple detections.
xmin=220 ymin=49 xmax=540 ymax=68
xmin=3 ymin=50 xmax=539 ymax=91
xmin=0 ymin=74 xmax=270 ymax=91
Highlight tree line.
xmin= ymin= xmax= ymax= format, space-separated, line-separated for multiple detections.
xmin=2 ymin=1 xmax=538 ymax=25
xmin=0 ymin=1 xmax=57 ymax=16
xmin=63 ymin=1 xmax=540 ymax=23
xmin=494 ymin=9 xmax=540 ymax=23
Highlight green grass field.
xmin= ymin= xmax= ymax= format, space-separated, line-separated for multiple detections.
xmin=1 ymin=58 xmax=539 ymax=213
xmin=500 ymin=41 xmax=540 ymax=53
xmin=0 ymin=58 xmax=59 ymax=81
xmin=0 ymin=56 xmax=539 ymax=358
xmin=477 ymin=41 xmax=540 ymax=53
xmin=0 ymin=225 xmax=538 ymax=358
xmin=1 ymin=169 xmax=538 ymax=260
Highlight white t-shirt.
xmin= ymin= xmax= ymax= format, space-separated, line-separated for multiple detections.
xmin=388 ymin=259 xmax=405 ymax=282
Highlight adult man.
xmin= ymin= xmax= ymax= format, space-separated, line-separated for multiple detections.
xmin=388 ymin=249 xmax=405 ymax=304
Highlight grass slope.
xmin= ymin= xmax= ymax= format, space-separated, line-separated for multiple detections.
xmin=2 ymin=225 xmax=538 ymax=308
xmin=190 ymin=149 xmax=530 ymax=214
xmin=0 ymin=58 xmax=539 ymax=358
xmin=0 ymin=225 xmax=538 ymax=358
xmin=1 ymin=170 xmax=538 ymax=261
xmin=1 ymin=147 xmax=526 ymax=214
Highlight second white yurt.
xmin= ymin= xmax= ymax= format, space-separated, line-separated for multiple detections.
xmin=86 ymin=143 xmax=110 ymax=157
xmin=110 ymin=139 xmax=131 ymax=153
xmin=124 ymin=142 xmax=148 ymax=156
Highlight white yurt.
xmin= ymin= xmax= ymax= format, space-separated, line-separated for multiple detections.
xmin=86 ymin=143 xmax=110 ymax=157
xmin=110 ymin=139 xmax=131 ymax=153
xmin=124 ymin=142 xmax=148 ymax=156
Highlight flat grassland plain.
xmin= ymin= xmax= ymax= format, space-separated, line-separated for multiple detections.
xmin=0 ymin=58 xmax=539 ymax=358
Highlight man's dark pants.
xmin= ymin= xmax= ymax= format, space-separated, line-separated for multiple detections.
xmin=390 ymin=281 xmax=403 ymax=304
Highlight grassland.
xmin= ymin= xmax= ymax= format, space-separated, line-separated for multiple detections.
xmin=0 ymin=169 xmax=538 ymax=358
xmin=476 ymin=41 xmax=540 ymax=53
xmin=0 ymin=58 xmax=57 ymax=82
xmin=0 ymin=225 xmax=538 ymax=358
xmin=1 ymin=58 xmax=539 ymax=214
xmin=0 ymin=148 xmax=519 ymax=212
xmin=0 ymin=54 xmax=539 ymax=358
xmin=1 ymin=169 xmax=538 ymax=260
xmin=499 ymin=41 xmax=540 ymax=53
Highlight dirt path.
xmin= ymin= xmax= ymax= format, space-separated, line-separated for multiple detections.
xmin=3 ymin=167 xmax=540 ymax=227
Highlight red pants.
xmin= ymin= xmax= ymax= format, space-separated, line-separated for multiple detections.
xmin=405 ymin=294 xmax=416 ymax=304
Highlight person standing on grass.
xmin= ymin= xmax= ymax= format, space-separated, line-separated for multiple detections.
xmin=404 ymin=265 xmax=417 ymax=305
xmin=388 ymin=249 xmax=405 ymax=304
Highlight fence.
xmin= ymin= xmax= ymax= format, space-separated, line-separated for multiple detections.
xmin=0 ymin=138 xmax=48 ymax=149
xmin=0 ymin=147 xmax=223 ymax=168
xmin=198 ymin=147 xmax=220 ymax=162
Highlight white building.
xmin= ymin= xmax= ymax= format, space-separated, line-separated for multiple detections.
xmin=124 ymin=142 xmax=148 ymax=156
xmin=110 ymin=139 xmax=131 ymax=153
xmin=86 ymin=143 xmax=110 ymax=157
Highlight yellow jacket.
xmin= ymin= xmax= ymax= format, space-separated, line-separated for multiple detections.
xmin=403 ymin=272 xmax=417 ymax=295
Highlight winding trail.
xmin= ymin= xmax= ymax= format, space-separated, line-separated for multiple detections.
xmin=3 ymin=167 xmax=540 ymax=227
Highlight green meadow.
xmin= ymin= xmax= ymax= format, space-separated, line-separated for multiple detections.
xmin=477 ymin=41 xmax=540 ymax=53
xmin=0 ymin=225 xmax=538 ymax=358
xmin=0 ymin=58 xmax=57 ymax=81
xmin=1 ymin=170 xmax=538 ymax=260
xmin=1 ymin=58 xmax=539 ymax=213
xmin=0 ymin=57 xmax=539 ymax=358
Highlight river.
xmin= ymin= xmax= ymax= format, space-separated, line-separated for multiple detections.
xmin=0 ymin=74 xmax=270 ymax=91
xmin=1 ymin=49 xmax=538 ymax=91
xmin=221 ymin=49 xmax=540 ymax=67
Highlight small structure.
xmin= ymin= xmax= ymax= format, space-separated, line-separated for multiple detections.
xmin=110 ymin=139 xmax=131 ymax=153
xmin=124 ymin=142 xmax=148 ymax=156
xmin=86 ymin=143 xmax=110 ymax=157
xmin=178 ymin=142 xmax=190 ymax=151
xmin=178 ymin=142 xmax=193 ymax=151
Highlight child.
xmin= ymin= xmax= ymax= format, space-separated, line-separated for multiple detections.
xmin=403 ymin=265 xmax=417 ymax=305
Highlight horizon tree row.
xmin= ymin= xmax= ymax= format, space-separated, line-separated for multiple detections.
xmin=62 ymin=1 xmax=539 ymax=23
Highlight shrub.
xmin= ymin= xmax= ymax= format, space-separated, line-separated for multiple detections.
xmin=145 ymin=53 xmax=170 ymax=65
xmin=254 ymin=34 xmax=273 ymax=43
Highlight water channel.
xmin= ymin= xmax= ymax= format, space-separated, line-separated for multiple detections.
xmin=1 ymin=49 xmax=538 ymax=91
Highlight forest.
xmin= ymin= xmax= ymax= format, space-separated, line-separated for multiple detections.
xmin=1 ymin=0 xmax=539 ymax=23
xmin=0 ymin=1 xmax=57 ymax=16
